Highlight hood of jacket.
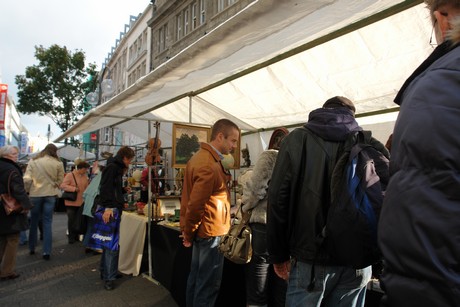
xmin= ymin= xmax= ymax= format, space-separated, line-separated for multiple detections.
xmin=304 ymin=107 xmax=362 ymax=141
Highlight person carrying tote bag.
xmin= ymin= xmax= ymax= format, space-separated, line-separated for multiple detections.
xmin=60 ymin=162 xmax=90 ymax=244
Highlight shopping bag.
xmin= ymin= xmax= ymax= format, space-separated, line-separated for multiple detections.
xmin=87 ymin=207 xmax=120 ymax=251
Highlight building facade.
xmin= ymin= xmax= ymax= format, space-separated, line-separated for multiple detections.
xmin=93 ymin=0 xmax=253 ymax=159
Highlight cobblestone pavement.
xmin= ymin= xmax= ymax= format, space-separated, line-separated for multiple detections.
xmin=0 ymin=212 xmax=178 ymax=307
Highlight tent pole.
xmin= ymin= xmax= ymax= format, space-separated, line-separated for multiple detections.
xmin=142 ymin=120 xmax=160 ymax=285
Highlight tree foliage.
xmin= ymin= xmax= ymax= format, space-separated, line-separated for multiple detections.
xmin=15 ymin=44 xmax=97 ymax=143
xmin=176 ymin=134 xmax=200 ymax=163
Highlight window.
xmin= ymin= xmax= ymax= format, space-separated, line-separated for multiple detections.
xmin=184 ymin=8 xmax=190 ymax=35
xmin=159 ymin=27 xmax=164 ymax=52
xmin=218 ymin=0 xmax=225 ymax=12
xmin=104 ymin=127 xmax=110 ymax=143
xmin=192 ymin=2 xmax=197 ymax=30
xmin=200 ymin=0 xmax=206 ymax=24
xmin=159 ymin=24 xmax=168 ymax=52
xmin=176 ymin=13 xmax=182 ymax=40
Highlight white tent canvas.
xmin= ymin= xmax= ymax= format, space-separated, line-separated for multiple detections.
xmin=56 ymin=0 xmax=429 ymax=159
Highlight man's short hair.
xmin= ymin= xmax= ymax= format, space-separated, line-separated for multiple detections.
xmin=210 ymin=119 xmax=239 ymax=141
xmin=323 ymin=96 xmax=356 ymax=115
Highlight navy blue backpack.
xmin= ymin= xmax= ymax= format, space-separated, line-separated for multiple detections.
xmin=324 ymin=131 xmax=389 ymax=269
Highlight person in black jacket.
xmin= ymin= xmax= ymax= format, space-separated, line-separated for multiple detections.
xmin=98 ymin=146 xmax=135 ymax=291
xmin=0 ymin=145 xmax=33 ymax=280
xmin=267 ymin=97 xmax=389 ymax=307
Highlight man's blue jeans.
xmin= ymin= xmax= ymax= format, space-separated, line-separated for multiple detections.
xmin=100 ymin=248 xmax=119 ymax=281
xmin=186 ymin=236 xmax=224 ymax=307
xmin=29 ymin=196 xmax=56 ymax=256
xmin=286 ymin=261 xmax=371 ymax=307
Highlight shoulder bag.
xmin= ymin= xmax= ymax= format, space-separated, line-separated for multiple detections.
xmin=1 ymin=172 xmax=25 ymax=215
xmin=218 ymin=205 xmax=253 ymax=264
xmin=61 ymin=173 xmax=78 ymax=201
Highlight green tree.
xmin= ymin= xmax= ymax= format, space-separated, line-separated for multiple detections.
xmin=176 ymin=134 xmax=200 ymax=163
xmin=15 ymin=44 xmax=97 ymax=144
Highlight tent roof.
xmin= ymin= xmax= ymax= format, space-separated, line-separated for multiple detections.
xmin=56 ymin=0 xmax=429 ymax=143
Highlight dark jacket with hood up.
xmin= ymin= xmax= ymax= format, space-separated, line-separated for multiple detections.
xmin=267 ymin=107 xmax=388 ymax=265
xmin=99 ymin=156 xmax=127 ymax=211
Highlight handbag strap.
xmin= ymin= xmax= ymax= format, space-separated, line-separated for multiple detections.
xmin=6 ymin=171 xmax=15 ymax=196
xmin=71 ymin=172 xmax=79 ymax=189
xmin=231 ymin=203 xmax=253 ymax=227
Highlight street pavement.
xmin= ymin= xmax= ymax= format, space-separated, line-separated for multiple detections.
xmin=0 ymin=212 xmax=178 ymax=307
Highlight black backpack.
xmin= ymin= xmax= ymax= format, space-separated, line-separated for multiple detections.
xmin=323 ymin=131 xmax=389 ymax=269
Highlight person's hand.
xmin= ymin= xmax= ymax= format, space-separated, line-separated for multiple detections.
xmin=103 ymin=209 xmax=113 ymax=224
xmin=273 ymin=261 xmax=291 ymax=281
xmin=180 ymin=232 xmax=192 ymax=248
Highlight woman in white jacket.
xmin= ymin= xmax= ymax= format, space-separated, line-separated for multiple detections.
xmin=24 ymin=144 xmax=64 ymax=260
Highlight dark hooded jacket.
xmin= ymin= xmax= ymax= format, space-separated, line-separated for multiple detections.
xmin=99 ymin=155 xmax=127 ymax=211
xmin=267 ymin=107 xmax=388 ymax=264
xmin=378 ymin=39 xmax=460 ymax=306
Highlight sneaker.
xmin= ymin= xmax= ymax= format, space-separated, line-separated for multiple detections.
xmin=42 ymin=254 xmax=50 ymax=260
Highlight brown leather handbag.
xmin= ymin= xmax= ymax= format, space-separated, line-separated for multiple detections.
xmin=1 ymin=172 xmax=24 ymax=215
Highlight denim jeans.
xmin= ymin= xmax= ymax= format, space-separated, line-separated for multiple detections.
xmin=29 ymin=196 xmax=56 ymax=255
xmin=100 ymin=248 xmax=119 ymax=281
xmin=286 ymin=261 xmax=371 ymax=307
xmin=246 ymin=223 xmax=287 ymax=307
xmin=186 ymin=236 xmax=224 ymax=307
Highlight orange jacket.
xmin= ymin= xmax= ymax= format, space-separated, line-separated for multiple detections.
xmin=180 ymin=143 xmax=232 ymax=242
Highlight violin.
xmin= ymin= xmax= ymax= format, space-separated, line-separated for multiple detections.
xmin=145 ymin=121 xmax=162 ymax=165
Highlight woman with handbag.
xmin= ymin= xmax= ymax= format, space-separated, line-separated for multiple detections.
xmin=239 ymin=129 xmax=288 ymax=307
xmin=23 ymin=143 xmax=64 ymax=260
xmin=60 ymin=162 xmax=90 ymax=244
xmin=0 ymin=145 xmax=33 ymax=279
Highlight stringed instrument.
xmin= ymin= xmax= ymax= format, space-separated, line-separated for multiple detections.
xmin=145 ymin=121 xmax=162 ymax=166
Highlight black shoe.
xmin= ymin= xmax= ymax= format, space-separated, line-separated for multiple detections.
xmin=42 ymin=254 xmax=50 ymax=260
xmin=116 ymin=273 xmax=123 ymax=279
xmin=29 ymin=250 xmax=35 ymax=255
xmin=104 ymin=280 xmax=114 ymax=290
xmin=1 ymin=273 xmax=20 ymax=280
xmin=68 ymin=240 xmax=75 ymax=244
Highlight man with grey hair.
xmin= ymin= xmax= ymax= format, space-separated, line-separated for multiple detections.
xmin=378 ymin=1 xmax=460 ymax=306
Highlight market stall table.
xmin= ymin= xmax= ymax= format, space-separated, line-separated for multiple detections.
xmin=118 ymin=211 xmax=148 ymax=276
xmin=150 ymin=222 xmax=246 ymax=307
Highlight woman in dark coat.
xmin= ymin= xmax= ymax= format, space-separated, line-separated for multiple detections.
xmin=0 ymin=145 xmax=33 ymax=280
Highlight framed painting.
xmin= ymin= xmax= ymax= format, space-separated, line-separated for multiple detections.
xmin=172 ymin=123 xmax=211 ymax=168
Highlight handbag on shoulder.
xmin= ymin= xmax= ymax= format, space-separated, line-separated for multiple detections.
xmin=1 ymin=172 xmax=25 ymax=215
xmin=218 ymin=205 xmax=253 ymax=264
xmin=61 ymin=173 xmax=78 ymax=201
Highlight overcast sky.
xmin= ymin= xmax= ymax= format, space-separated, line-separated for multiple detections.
xmin=0 ymin=0 xmax=150 ymax=141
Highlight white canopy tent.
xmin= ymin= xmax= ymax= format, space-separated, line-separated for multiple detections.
xmin=54 ymin=0 xmax=433 ymax=282
xmin=56 ymin=0 xmax=431 ymax=159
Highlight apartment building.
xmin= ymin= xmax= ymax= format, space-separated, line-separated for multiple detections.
xmin=95 ymin=0 xmax=253 ymax=158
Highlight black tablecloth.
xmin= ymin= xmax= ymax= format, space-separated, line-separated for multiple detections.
xmin=150 ymin=223 xmax=246 ymax=307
